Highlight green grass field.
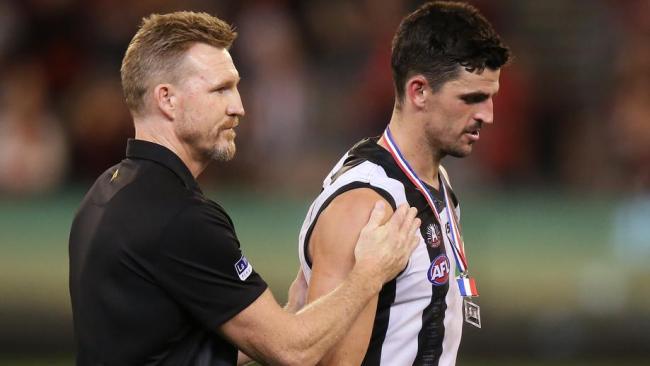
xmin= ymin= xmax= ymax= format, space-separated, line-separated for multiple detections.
xmin=1 ymin=188 xmax=648 ymax=363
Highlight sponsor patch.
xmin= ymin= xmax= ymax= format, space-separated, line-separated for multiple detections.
xmin=426 ymin=223 xmax=442 ymax=248
xmin=427 ymin=254 xmax=450 ymax=286
xmin=235 ymin=256 xmax=253 ymax=281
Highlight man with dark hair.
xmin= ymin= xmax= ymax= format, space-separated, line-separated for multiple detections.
xmin=299 ymin=1 xmax=510 ymax=365
xmin=69 ymin=11 xmax=421 ymax=366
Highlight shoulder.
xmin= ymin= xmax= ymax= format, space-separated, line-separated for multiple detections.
xmin=309 ymin=188 xmax=393 ymax=268
xmin=178 ymin=196 xmax=232 ymax=226
xmin=160 ymin=196 xmax=240 ymax=255
xmin=324 ymin=160 xmax=402 ymax=207
xmin=171 ymin=195 xmax=234 ymax=233
xmin=100 ymin=158 xmax=197 ymax=211
xmin=326 ymin=188 xmax=393 ymax=217
xmin=316 ymin=188 xmax=394 ymax=242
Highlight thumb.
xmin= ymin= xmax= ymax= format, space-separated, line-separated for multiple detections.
xmin=364 ymin=201 xmax=386 ymax=230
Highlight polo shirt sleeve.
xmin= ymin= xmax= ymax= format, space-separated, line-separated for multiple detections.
xmin=154 ymin=199 xmax=268 ymax=330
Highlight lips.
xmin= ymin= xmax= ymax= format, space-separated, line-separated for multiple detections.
xmin=221 ymin=120 xmax=239 ymax=130
xmin=463 ymin=128 xmax=480 ymax=142
xmin=463 ymin=123 xmax=481 ymax=142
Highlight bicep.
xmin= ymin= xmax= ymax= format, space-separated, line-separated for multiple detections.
xmin=307 ymin=188 xmax=392 ymax=365
xmin=308 ymin=188 xmax=394 ymax=287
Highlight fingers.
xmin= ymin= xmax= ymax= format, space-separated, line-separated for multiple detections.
xmin=387 ymin=203 xmax=409 ymax=231
xmin=394 ymin=206 xmax=418 ymax=243
xmin=364 ymin=201 xmax=386 ymax=230
xmin=408 ymin=210 xmax=422 ymax=239
xmin=409 ymin=218 xmax=422 ymax=250
xmin=399 ymin=207 xmax=420 ymax=255
xmin=400 ymin=206 xmax=418 ymax=233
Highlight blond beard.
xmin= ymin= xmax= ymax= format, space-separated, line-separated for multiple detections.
xmin=210 ymin=140 xmax=236 ymax=162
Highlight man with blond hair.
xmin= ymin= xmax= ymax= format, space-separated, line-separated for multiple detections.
xmin=69 ymin=11 xmax=420 ymax=366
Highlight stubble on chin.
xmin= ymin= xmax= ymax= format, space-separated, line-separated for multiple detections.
xmin=210 ymin=142 xmax=236 ymax=162
xmin=443 ymin=142 xmax=473 ymax=158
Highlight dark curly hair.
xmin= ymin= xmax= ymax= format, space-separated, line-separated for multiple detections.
xmin=391 ymin=1 xmax=510 ymax=105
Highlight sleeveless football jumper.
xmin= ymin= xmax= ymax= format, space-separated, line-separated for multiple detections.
xmin=299 ymin=137 xmax=464 ymax=366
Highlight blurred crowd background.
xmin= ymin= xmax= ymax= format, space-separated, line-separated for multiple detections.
xmin=1 ymin=0 xmax=648 ymax=194
xmin=0 ymin=0 xmax=648 ymax=364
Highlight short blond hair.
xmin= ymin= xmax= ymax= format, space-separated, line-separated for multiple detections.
xmin=120 ymin=11 xmax=236 ymax=115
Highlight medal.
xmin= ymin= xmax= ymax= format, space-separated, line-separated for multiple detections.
xmin=463 ymin=298 xmax=481 ymax=328
xmin=382 ymin=127 xmax=481 ymax=328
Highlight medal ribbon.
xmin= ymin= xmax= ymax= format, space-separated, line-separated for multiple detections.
xmin=382 ymin=127 xmax=478 ymax=296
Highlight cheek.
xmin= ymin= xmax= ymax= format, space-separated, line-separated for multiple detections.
xmin=438 ymin=110 xmax=466 ymax=134
xmin=189 ymin=100 xmax=217 ymax=127
xmin=448 ymin=107 xmax=473 ymax=131
xmin=180 ymin=97 xmax=200 ymax=121
xmin=432 ymin=98 xmax=464 ymax=123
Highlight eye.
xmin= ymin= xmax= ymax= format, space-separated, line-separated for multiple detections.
xmin=460 ymin=93 xmax=489 ymax=104
xmin=211 ymin=78 xmax=240 ymax=94
xmin=211 ymin=84 xmax=232 ymax=94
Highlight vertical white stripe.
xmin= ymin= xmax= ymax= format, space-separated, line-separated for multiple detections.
xmin=439 ymin=209 xmax=464 ymax=366
xmin=379 ymin=240 xmax=431 ymax=365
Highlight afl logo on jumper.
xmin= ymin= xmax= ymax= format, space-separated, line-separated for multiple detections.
xmin=235 ymin=256 xmax=253 ymax=281
xmin=426 ymin=223 xmax=442 ymax=248
xmin=427 ymin=254 xmax=450 ymax=286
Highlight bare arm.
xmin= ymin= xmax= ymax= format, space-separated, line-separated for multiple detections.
xmin=308 ymin=189 xmax=391 ymax=366
xmin=221 ymin=202 xmax=420 ymax=366
xmin=236 ymin=268 xmax=308 ymax=366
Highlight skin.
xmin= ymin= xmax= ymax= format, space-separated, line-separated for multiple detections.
xmin=389 ymin=67 xmax=501 ymax=188
xmin=308 ymin=66 xmax=501 ymax=365
xmin=134 ymin=43 xmax=244 ymax=177
xmin=130 ymin=42 xmax=422 ymax=366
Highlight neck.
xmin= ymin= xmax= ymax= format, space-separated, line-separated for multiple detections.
xmin=133 ymin=117 xmax=207 ymax=178
xmin=379 ymin=108 xmax=441 ymax=189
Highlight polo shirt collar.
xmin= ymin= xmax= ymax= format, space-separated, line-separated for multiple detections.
xmin=125 ymin=139 xmax=202 ymax=193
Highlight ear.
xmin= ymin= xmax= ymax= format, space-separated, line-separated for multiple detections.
xmin=405 ymin=75 xmax=429 ymax=109
xmin=153 ymin=84 xmax=177 ymax=120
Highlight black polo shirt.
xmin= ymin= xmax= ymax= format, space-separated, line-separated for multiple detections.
xmin=69 ymin=139 xmax=267 ymax=366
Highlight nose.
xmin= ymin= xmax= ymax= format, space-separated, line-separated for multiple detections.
xmin=474 ymin=98 xmax=494 ymax=125
xmin=226 ymin=87 xmax=245 ymax=117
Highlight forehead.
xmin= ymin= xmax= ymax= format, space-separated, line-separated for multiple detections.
xmin=442 ymin=68 xmax=501 ymax=94
xmin=181 ymin=43 xmax=239 ymax=82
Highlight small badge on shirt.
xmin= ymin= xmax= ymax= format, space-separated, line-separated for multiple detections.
xmin=427 ymin=254 xmax=450 ymax=286
xmin=235 ymin=255 xmax=253 ymax=281
xmin=426 ymin=223 xmax=442 ymax=248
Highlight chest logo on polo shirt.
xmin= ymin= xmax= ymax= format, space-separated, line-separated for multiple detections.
xmin=427 ymin=254 xmax=450 ymax=286
xmin=235 ymin=255 xmax=253 ymax=281
xmin=426 ymin=223 xmax=442 ymax=248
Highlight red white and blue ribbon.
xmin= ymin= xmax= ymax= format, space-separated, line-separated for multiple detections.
xmin=382 ymin=127 xmax=478 ymax=297
xmin=457 ymin=276 xmax=478 ymax=298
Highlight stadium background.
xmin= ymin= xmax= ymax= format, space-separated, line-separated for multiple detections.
xmin=0 ymin=0 xmax=648 ymax=365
